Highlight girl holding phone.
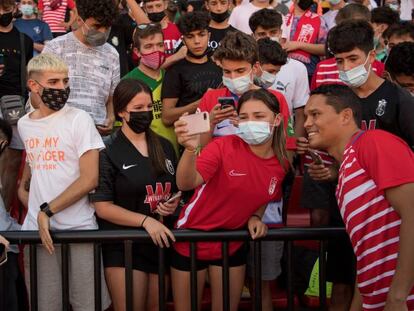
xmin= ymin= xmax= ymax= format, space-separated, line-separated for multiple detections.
xmin=91 ymin=79 xmax=180 ymax=311
xmin=172 ymin=89 xmax=289 ymax=311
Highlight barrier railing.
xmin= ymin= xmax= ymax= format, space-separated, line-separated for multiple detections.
xmin=0 ymin=227 xmax=347 ymax=311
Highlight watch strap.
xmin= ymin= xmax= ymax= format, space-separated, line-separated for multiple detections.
xmin=40 ymin=202 xmax=54 ymax=217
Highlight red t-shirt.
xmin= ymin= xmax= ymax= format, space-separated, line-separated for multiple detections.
xmin=38 ymin=0 xmax=75 ymax=33
xmin=310 ymin=57 xmax=385 ymax=90
xmin=198 ymin=87 xmax=296 ymax=150
xmin=337 ymin=130 xmax=414 ymax=310
xmin=163 ymin=22 xmax=181 ymax=57
xmin=174 ymin=135 xmax=287 ymax=260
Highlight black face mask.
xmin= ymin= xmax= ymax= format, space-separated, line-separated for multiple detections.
xmin=297 ymin=0 xmax=314 ymax=11
xmin=147 ymin=11 xmax=166 ymax=23
xmin=0 ymin=12 xmax=13 ymax=27
xmin=127 ymin=111 xmax=153 ymax=134
xmin=39 ymin=86 xmax=70 ymax=111
xmin=187 ymin=46 xmax=211 ymax=59
xmin=210 ymin=11 xmax=229 ymax=23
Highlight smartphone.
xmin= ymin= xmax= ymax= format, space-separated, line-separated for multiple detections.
xmin=0 ymin=244 xmax=7 ymax=266
xmin=218 ymin=97 xmax=235 ymax=110
xmin=308 ymin=149 xmax=323 ymax=165
xmin=163 ymin=191 xmax=182 ymax=204
xmin=180 ymin=112 xmax=210 ymax=135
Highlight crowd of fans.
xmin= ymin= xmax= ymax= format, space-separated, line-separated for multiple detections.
xmin=0 ymin=0 xmax=414 ymax=310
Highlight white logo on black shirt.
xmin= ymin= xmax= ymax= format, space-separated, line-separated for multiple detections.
xmin=122 ymin=164 xmax=137 ymax=170
xmin=376 ymin=99 xmax=387 ymax=117
xmin=268 ymin=177 xmax=278 ymax=195
xmin=166 ymin=159 xmax=175 ymax=175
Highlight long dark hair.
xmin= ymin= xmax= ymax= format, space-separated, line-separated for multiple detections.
xmin=113 ymin=79 xmax=168 ymax=176
xmin=237 ymin=89 xmax=288 ymax=170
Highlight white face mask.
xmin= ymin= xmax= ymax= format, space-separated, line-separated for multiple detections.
xmin=223 ymin=70 xmax=252 ymax=95
xmin=258 ymin=69 xmax=277 ymax=89
xmin=270 ymin=36 xmax=280 ymax=43
xmin=338 ymin=54 xmax=371 ymax=88
xmin=236 ymin=121 xmax=273 ymax=145
xmin=328 ymin=0 xmax=341 ymax=5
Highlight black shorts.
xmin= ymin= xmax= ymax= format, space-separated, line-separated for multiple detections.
xmin=326 ymin=234 xmax=356 ymax=285
xmin=300 ymin=167 xmax=337 ymax=210
xmin=102 ymin=242 xmax=169 ymax=274
xmin=170 ymin=243 xmax=248 ymax=271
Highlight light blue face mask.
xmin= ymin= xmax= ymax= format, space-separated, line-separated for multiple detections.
xmin=20 ymin=4 xmax=34 ymax=16
xmin=236 ymin=121 xmax=273 ymax=145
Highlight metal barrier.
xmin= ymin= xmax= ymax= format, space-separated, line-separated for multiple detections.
xmin=0 ymin=227 xmax=347 ymax=311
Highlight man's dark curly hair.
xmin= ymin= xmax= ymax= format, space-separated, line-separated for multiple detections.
xmin=385 ymin=42 xmax=414 ymax=78
xmin=258 ymin=38 xmax=287 ymax=66
xmin=76 ymin=0 xmax=119 ymax=27
xmin=249 ymin=9 xmax=282 ymax=33
xmin=177 ymin=11 xmax=210 ymax=35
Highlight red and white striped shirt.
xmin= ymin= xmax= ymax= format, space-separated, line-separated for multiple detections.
xmin=38 ymin=0 xmax=75 ymax=34
xmin=336 ymin=130 xmax=414 ymax=311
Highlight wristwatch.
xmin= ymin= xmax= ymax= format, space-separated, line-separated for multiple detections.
xmin=40 ymin=202 xmax=54 ymax=217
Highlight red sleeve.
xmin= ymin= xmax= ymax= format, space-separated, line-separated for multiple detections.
xmin=373 ymin=60 xmax=385 ymax=78
xmin=271 ymin=90 xmax=296 ymax=150
xmin=196 ymin=138 xmax=223 ymax=182
xmin=198 ymin=91 xmax=213 ymax=113
xmin=67 ymin=0 xmax=76 ymax=9
xmin=357 ymin=131 xmax=414 ymax=191
xmin=38 ymin=0 xmax=44 ymax=10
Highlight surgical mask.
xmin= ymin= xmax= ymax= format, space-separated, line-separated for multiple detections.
xmin=388 ymin=3 xmax=399 ymax=11
xmin=338 ymin=55 xmax=371 ymax=88
xmin=20 ymin=4 xmax=34 ymax=16
xmin=37 ymin=82 xmax=70 ymax=111
xmin=237 ymin=121 xmax=273 ymax=145
xmin=258 ymin=69 xmax=277 ymax=89
xmin=140 ymin=50 xmax=166 ymax=70
xmin=126 ymin=111 xmax=153 ymax=134
xmin=210 ymin=11 xmax=229 ymax=23
xmin=373 ymin=36 xmax=380 ymax=49
xmin=82 ymin=23 xmax=111 ymax=47
xmin=223 ymin=70 xmax=252 ymax=95
xmin=270 ymin=36 xmax=280 ymax=43
xmin=328 ymin=0 xmax=341 ymax=5
xmin=0 ymin=12 xmax=13 ymax=27
xmin=147 ymin=11 xmax=166 ymax=22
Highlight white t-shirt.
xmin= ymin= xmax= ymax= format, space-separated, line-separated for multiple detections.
xmin=43 ymin=32 xmax=120 ymax=124
xmin=269 ymin=58 xmax=309 ymax=115
xmin=322 ymin=9 xmax=339 ymax=30
xmin=18 ymin=106 xmax=105 ymax=231
xmin=229 ymin=2 xmax=273 ymax=34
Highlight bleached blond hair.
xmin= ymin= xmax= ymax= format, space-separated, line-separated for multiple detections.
xmin=27 ymin=53 xmax=68 ymax=78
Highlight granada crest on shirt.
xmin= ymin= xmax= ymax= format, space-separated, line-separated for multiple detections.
xmin=268 ymin=177 xmax=278 ymax=195
xmin=165 ymin=159 xmax=175 ymax=175
xmin=375 ymin=99 xmax=387 ymax=117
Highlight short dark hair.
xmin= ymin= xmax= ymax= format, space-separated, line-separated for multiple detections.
xmin=371 ymin=6 xmax=400 ymax=26
xmin=310 ymin=84 xmax=362 ymax=127
xmin=385 ymin=42 xmax=414 ymax=78
xmin=213 ymin=31 xmax=258 ymax=65
xmin=177 ymin=11 xmax=210 ymax=35
xmin=384 ymin=22 xmax=414 ymax=41
xmin=76 ymin=0 xmax=118 ymax=28
xmin=335 ymin=3 xmax=371 ymax=24
xmin=249 ymin=9 xmax=282 ymax=33
xmin=0 ymin=0 xmax=15 ymax=9
xmin=133 ymin=23 xmax=164 ymax=49
xmin=328 ymin=20 xmax=374 ymax=55
xmin=0 ymin=118 xmax=12 ymax=144
xmin=257 ymin=38 xmax=287 ymax=66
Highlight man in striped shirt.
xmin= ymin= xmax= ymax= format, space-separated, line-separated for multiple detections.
xmin=304 ymin=84 xmax=414 ymax=311
xmin=38 ymin=0 xmax=77 ymax=38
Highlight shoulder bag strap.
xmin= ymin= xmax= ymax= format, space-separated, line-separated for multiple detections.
xmin=19 ymin=32 xmax=27 ymax=99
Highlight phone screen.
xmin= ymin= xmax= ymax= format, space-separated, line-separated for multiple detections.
xmin=218 ymin=97 xmax=235 ymax=109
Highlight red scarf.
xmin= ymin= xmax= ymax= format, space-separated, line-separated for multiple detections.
xmin=287 ymin=10 xmax=321 ymax=64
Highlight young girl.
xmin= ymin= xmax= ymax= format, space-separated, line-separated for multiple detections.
xmin=91 ymin=79 xmax=180 ymax=311
xmin=172 ymin=88 xmax=289 ymax=311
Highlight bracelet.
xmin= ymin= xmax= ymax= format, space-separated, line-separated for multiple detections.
xmin=250 ymin=214 xmax=261 ymax=220
xmin=185 ymin=145 xmax=202 ymax=156
xmin=140 ymin=216 xmax=148 ymax=227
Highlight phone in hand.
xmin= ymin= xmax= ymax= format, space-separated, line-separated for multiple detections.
xmin=180 ymin=112 xmax=210 ymax=135
xmin=161 ymin=191 xmax=182 ymax=204
xmin=218 ymin=97 xmax=236 ymax=110
xmin=0 ymin=244 xmax=7 ymax=266
xmin=308 ymin=149 xmax=323 ymax=165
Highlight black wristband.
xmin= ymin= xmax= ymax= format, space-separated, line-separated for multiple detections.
xmin=140 ymin=216 xmax=148 ymax=227
xmin=40 ymin=202 xmax=54 ymax=217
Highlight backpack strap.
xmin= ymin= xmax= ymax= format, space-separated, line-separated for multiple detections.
xmin=19 ymin=32 xmax=26 ymax=99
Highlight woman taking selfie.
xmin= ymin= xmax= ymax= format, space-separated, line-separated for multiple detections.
xmin=90 ymin=79 xmax=180 ymax=311
xmin=172 ymin=88 xmax=289 ymax=311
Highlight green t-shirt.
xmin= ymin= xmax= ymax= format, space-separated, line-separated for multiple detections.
xmin=123 ymin=67 xmax=178 ymax=153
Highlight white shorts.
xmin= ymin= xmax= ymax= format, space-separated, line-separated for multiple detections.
xmin=24 ymin=243 xmax=111 ymax=311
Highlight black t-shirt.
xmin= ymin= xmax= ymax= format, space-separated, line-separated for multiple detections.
xmin=90 ymin=130 xmax=178 ymax=231
xmin=161 ymin=58 xmax=222 ymax=107
xmin=208 ymin=25 xmax=237 ymax=51
xmin=107 ymin=13 xmax=135 ymax=77
xmin=359 ymin=80 xmax=414 ymax=149
xmin=0 ymin=27 xmax=33 ymax=98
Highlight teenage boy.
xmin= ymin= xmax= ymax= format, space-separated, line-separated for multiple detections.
xmin=385 ymin=22 xmax=414 ymax=49
xmin=385 ymin=42 xmax=414 ymax=95
xmin=249 ymin=8 xmax=309 ymax=137
xmin=281 ymin=0 xmax=328 ymax=78
xmin=228 ymin=0 xmax=273 ymax=34
xmin=204 ymin=0 xmax=236 ymax=51
xmin=161 ymin=11 xmax=222 ymax=126
xmin=14 ymin=0 xmax=53 ymax=55
xmin=0 ymin=0 xmax=33 ymax=213
xmin=304 ymin=84 xmax=414 ymax=311
xmin=43 ymin=0 xmax=120 ymax=136
xmin=17 ymin=53 xmax=110 ymax=311
xmin=123 ymin=23 xmax=178 ymax=152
